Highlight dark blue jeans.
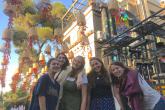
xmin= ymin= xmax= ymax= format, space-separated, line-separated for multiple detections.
xmin=154 ymin=97 xmax=165 ymax=110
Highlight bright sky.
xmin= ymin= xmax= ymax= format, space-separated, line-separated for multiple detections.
xmin=0 ymin=0 xmax=73 ymax=93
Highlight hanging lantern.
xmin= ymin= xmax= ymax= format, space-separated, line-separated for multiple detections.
xmin=54 ymin=47 xmax=60 ymax=58
xmin=68 ymin=51 xmax=74 ymax=59
xmin=44 ymin=44 xmax=51 ymax=55
xmin=88 ymin=51 xmax=92 ymax=60
xmin=39 ymin=53 xmax=45 ymax=66
xmin=44 ymin=66 xmax=48 ymax=72
xmin=2 ymin=28 xmax=13 ymax=41
xmin=76 ymin=11 xmax=86 ymax=26
xmin=33 ymin=63 xmax=38 ymax=74
xmin=29 ymin=67 xmax=33 ymax=74
xmin=41 ymin=68 xmax=45 ymax=74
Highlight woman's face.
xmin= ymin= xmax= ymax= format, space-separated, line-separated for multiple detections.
xmin=57 ymin=54 xmax=66 ymax=66
xmin=90 ymin=59 xmax=102 ymax=73
xmin=110 ymin=65 xmax=125 ymax=77
xmin=72 ymin=57 xmax=83 ymax=70
xmin=49 ymin=59 xmax=61 ymax=74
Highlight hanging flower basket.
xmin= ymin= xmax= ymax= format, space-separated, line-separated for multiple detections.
xmin=1 ymin=58 xmax=9 ymax=65
xmin=61 ymin=43 xmax=69 ymax=53
xmin=2 ymin=28 xmax=14 ymax=41
xmin=53 ymin=28 xmax=63 ymax=43
xmin=108 ymin=0 xmax=119 ymax=16
xmin=44 ymin=44 xmax=51 ymax=55
xmin=21 ymin=50 xmax=31 ymax=64
xmin=28 ymin=27 xmax=38 ymax=40
xmin=108 ymin=0 xmax=119 ymax=10
xmin=3 ymin=2 xmax=16 ymax=17
xmin=76 ymin=11 xmax=86 ymax=26
xmin=68 ymin=51 xmax=74 ymax=59
xmin=54 ymin=47 xmax=60 ymax=58
xmin=0 ymin=45 xmax=6 ymax=53
xmin=13 ymin=31 xmax=28 ymax=47
xmin=39 ymin=53 xmax=45 ymax=66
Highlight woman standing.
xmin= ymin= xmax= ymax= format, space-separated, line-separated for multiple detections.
xmin=87 ymin=57 xmax=116 ymax=110
xmin=29 ymin=58 xmax=61 ymax=110
xmin=59 ymin=56 xmax=88 ymax=110
xmin=109 ymin=61 xmax=165 ymax=110
xmin=55 ymin=53 xmax=70 ymax=84
xmin=55 ymin=53 xmax=71 ymax=110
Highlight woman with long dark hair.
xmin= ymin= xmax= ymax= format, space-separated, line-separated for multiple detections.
xmin=87 ymin=57 xmax=116 ymax=110
xmin=54 ymin=53 xmax=71 ymax=110
xmin=109 ymin=61 xmax=165 ymax=110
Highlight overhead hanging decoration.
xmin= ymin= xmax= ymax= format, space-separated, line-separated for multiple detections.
xmin=39 ymin=53 xmax=45 ymax=66
xmin=44 ymin=44 xmax=51 ymax=55
xmin=37 ymin=0 xmax=52 ymax=20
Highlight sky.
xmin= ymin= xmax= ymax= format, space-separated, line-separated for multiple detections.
xmin=0 ymin=0 xmax=73 ymax=93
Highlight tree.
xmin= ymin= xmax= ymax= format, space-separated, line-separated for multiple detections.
xmin=2 ymin=0 xmax=68 ymax=103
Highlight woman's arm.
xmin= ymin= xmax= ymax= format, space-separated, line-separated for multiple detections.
xmin=39 ymin=96 xmax=46 ymax=110
xmin=113 ymin=85 xmax=125 ymax=110
xmin=86 ymin=87 xmax=91 ymax=110
xmin=80 ymin=84 xmax=88 ymax=110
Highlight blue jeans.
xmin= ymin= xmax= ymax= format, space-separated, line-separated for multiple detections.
xmin=154 ymin=97 xmax=165 ymax=110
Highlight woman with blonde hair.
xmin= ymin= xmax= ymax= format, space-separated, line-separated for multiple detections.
xmin=59 ymin=56 xmax=88 ymax=110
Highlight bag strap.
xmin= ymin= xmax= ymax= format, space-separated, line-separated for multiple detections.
xmin=54 ymin=70 xmax=62 ymax=81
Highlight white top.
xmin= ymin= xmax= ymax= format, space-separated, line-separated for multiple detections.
xmin=138 ymin=73 xmax=161 ymax=110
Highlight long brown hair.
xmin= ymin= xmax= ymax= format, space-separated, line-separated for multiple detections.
xmin=109 ymin=61 xmax=130 ymax=91
xmin=88 ymin=57 xmax=110 ymax=89
xmin=56 ymin=52 xmax=69 ymax=70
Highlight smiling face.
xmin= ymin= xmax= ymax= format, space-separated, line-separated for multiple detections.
xmin=110 ymin=64 xmax=125 ymax=77
xmin=90 ymin=59 xmax=102 ymax=73
xmin=72 ymin=56 xmax=84 ymax=70
xmin=49 ymin=59 xmax=61 ymax=74
xmin=57 ymin=54 xmax=67 ymax=66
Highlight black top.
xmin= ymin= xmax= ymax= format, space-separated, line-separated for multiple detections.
xmin=90 ymin=74 xmax=113 ymax=99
